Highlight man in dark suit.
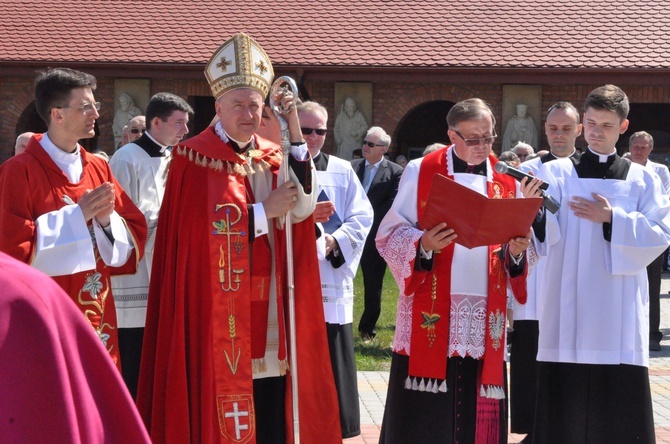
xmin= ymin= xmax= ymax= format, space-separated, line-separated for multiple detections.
xmin=352 ymin=126 xmax=404 ymax=340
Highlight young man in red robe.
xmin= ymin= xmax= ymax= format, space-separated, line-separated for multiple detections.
xmin=0 ymin=67 xmax=147 ymax=369
xmin=137 ymin=32 xmax=341 ymax=444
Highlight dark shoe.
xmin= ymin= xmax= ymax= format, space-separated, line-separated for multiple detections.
xmin=650 ymin=341 xmax=662 ymax=352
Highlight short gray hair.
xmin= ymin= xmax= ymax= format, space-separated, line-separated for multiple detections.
xmin=629 ymin=131 xmax=654 ymax=149
xmin=297 ymin=100 xmax=328 ymax=122
xmin=446 ymin=98 xmax=496 ymax=129
xmin=365 ymin=126 xmax=391 ymax=147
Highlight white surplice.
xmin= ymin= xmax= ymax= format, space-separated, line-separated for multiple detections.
xmin=535 ymin=156 xmax=670 ymax=367
xmin=33 ymin=133 xmax=132 ymax=276
xmin=316 ymin=155 xmax=373 ymax=324
xmin=109 ymin=140 xmax=170 ymax=328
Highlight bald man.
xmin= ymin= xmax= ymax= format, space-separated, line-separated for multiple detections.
xmin=14 ymin=132 xmax=34 ymax=155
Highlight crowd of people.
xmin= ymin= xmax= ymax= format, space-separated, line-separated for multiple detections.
xmin=1 ymin=31 xmax=670 ymax=444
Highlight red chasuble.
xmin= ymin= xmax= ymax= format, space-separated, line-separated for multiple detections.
xmin=0 ymin=135 xmax=147 ymax=370
xmin=137 ymin=127 xmax=341 ymax=444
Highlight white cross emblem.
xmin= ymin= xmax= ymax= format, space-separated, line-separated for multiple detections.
xmin=224 ymin=401 xmax=249 ymax=440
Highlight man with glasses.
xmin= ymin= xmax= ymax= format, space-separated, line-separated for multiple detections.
xmin=351 ymin=127 xmax=404 ymax=342
xmin=376 ymin=98 xmax=537 ymax=443
xmin=512 ymin=141 xmax=535 ymax=163
xmin=0 ymin=67 xmax=147 ymax=371
xmin=127 ymin=115 xmax=146 ymax=143
xmin=297 ymin=100 xmax=373 ymax=439
xmin=109 ymin=92 xmax=192 ymax=399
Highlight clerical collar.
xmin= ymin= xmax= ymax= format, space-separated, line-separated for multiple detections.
xmin=214 ymin=122 xmax=252 ymax=153
xmin=134 ymin=132 xmax=168 ymax=158
xmin=451 ymin=149 xmax=486 ymax=175
xmin=587 ymin=146 xmax=616 ymax=163
xmin=312 ymin=151 xmax=328 ymax=171
xmin=541 ymin=148 xmax=578 ymax=164
xmin=144 ymin=131 xmax=169 ymax=153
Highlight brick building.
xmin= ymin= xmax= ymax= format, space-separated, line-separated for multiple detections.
xmin=2 ymin=0 xmax=670 ymax=164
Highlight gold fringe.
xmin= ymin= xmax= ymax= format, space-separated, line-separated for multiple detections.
xmin=278 ymin=359 xmax=288 ymax=376
xmin=251 ymin=358 xmax=267 ymax=375
xmin=175 ymin=145 xmax=279 ymax=177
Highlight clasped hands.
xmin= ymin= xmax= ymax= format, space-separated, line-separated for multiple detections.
xmin=79 ymin=182 xmax=115 ymax=227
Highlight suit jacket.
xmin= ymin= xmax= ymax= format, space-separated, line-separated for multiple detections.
xmin=352 ymin=158 xmax=404 ymax=243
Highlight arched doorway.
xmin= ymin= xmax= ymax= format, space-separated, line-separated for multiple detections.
xmin=395 ymin=100 xmax=454 ymax=160
xmin=15 ymin=101 xmax=100 ymax=153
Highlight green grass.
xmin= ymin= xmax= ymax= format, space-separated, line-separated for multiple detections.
xmin=352 ymin=267 xmax=399 ymax=371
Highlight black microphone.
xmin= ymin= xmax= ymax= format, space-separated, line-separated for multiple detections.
xmin=493 ymin=161 xmax=548 ymax=190
xmin=494 ymin=161 xmax=560 ymax=213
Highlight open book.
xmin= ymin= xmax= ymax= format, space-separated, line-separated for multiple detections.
xmin=419 ymin=174 xmax=543 ymax=249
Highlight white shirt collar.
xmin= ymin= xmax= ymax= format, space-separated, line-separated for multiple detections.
xmin=40 ymin=133 xmax=83 ymax=183
xmin=41 ymin=132 xmax=80 ymax=164
xmin=365 ymin=158 xmax=384 ymax=169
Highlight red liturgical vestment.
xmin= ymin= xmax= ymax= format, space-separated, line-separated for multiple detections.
xmin=137 ymin=127 xmax=341 ymax=443
xmin=0 ymin=135 xmax=147 ymax=369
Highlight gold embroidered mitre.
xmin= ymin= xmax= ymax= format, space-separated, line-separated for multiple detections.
xmin=204 ymin=32 xmax=274 ymax=100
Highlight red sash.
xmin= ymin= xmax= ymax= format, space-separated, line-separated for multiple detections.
xmin=408 ymin=148 xmax=526 ymax=398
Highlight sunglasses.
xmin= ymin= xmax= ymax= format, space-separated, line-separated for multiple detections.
xmin=363 ymin=141 xmax=386 ymax=148
xmin=301 ymin=127 xmax=327 ymax=136
xmin=130 ymin=128 xmax=145 ymax=134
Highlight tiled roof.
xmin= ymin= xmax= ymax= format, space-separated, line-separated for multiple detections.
xmin=2 ymin=0 xmax=670 ymax=70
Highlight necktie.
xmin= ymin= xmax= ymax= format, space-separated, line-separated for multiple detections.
xmin=465 ymin=165 xmax=475 ymax=174
xmin=363 ymin=164 xmax=375 ymax=192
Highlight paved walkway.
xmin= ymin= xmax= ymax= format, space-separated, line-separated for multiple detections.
xmin=345 ymin=272 xmax=670 ymax=443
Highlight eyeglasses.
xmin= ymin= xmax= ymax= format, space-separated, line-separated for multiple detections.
xmin=301 ymin=127 xmax=327 ymax=136
xmin=56 ymin=102 xmax=101 ymax=114
xmin=130 ymin=128 xmax=145 ymax=134
xmin=451 ymin=129 xmax=497 ymax=147
xmin=363 ymin=141 xmax=386 ymax=148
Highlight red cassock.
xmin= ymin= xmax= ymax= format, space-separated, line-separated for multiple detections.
xmin=137 ymin=127 xmax=341 ymax=443
xmin=0 ymin=134 xmax=147 ymax=369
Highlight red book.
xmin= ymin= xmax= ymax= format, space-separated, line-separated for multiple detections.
xmin=420 ymin=174 xmax=543 ymax=249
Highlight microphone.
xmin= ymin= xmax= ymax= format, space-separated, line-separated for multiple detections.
xmin=494 ymin=161 xmax=560 ymax=214
xmin=494 ymin=161 xmax=549 ymax=190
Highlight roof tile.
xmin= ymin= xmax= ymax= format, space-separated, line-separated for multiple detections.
xmin=1 ymin=0 xmax=669 ymax=70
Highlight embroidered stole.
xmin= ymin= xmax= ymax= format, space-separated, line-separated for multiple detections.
xmin=178 ymin=130 xmax=287 ymax=441
xmin=409 ymin=148 xmax=518 ymax=398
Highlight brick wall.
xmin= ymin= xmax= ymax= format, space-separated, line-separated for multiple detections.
xmin=3 ymin=76 xmax=670 ymax=164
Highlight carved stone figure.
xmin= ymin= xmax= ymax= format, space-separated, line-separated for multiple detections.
xmin=334 ymin=96 xmax=369 ymax=160
xmin=112 ymin=93 xmax=142 ymax=147
xmin=502 ymin=103 xmax=538 ymax=151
